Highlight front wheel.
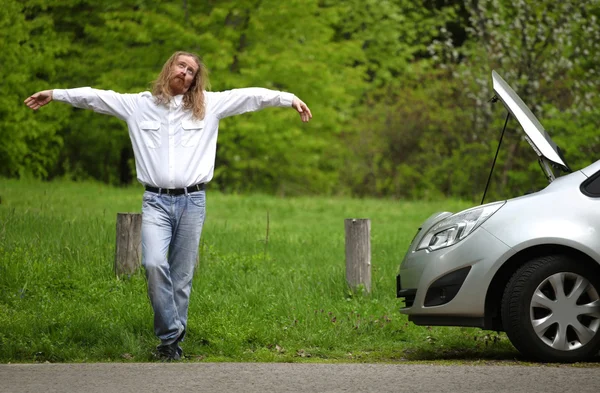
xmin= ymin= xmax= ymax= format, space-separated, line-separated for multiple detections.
xmin=502 ymin=255 xmax=600 ymax=362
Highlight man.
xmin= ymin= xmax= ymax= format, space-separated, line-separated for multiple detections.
xmin=24 ymin=51 xmax=312 ymax=361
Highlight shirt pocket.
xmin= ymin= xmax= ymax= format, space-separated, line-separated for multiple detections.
xmin=181 ymin=120 xmax=205 ymax=147
xmin=139 ymin=120 xmax=161 ymax=149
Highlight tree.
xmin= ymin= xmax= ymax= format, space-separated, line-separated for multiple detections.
xmin=0 ymin=0 xmax=70 ymax=178
xmin=9 ymin=0 xmax=374 ymax=193
xmin=334 ymin=0 xmax=463 ymax=198
xmin=184 ymin=0 xmax=367 ymax=194
xmin=431 ymin=0 xmax=600 ymax=198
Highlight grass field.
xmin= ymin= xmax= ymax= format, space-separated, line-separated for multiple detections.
xmin=0 ymin=179 xmax=519 ymax=363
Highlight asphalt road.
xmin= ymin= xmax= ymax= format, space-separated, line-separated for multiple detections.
xmin=1 ymin=362 xmax=600 ymax=393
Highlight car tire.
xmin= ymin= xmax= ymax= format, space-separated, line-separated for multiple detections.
xmin=501 ymin=255 xmax=600 ymax=362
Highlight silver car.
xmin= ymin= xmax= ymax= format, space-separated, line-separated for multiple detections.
xmin=396 ymin=71 xmax=600 ymax=362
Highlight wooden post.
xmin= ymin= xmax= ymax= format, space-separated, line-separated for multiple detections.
xmin=115 ymin=213 xmax=142 ymax=276
xmin=345 ymin=218 xmax=371 ymax=293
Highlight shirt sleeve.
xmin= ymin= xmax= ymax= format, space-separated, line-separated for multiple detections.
xmin=208 ymin=88 xmax=295 ymax=120
xmin=52 ymin=87 xmax=140 ymax=121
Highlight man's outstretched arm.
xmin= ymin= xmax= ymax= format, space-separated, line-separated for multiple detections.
xmin=210 ymin=88 xmax=312 ymax=122
xmin=24 ymin=88 xmax=138 ymax=121
xmin=24 ymin=90 xmax=53 ymax=110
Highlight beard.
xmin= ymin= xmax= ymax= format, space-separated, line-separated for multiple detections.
xmin=168 ymin=74 xmax=189 ymax=95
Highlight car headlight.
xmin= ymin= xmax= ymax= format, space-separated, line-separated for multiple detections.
xmin=416 ymin=201 xmax=505 ymax=252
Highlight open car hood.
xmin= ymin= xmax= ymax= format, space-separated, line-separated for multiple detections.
xmin=492 ymin=71 xmax=571 ymax=181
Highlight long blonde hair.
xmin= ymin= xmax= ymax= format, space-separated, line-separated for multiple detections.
xmin=152 ymin=51 xmax=210 ymax=120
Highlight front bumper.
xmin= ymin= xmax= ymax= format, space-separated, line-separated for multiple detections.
xmin=397 ymin=225 xmax=511 ymax=326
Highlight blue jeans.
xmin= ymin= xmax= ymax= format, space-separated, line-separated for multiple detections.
xmin=141 ymin=190 xmax=206 ymax=346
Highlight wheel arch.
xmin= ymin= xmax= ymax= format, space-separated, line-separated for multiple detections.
xmin=482 ymin=244 xmax=600 ymax=331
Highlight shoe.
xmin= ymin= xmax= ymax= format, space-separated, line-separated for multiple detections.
xmin=154 ymin=343 xmax=181 ymax=362
xmin=154 ymin=329 xmax=185 ymax=362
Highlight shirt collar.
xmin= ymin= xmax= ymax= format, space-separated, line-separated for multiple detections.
xmin=173 ymin=95 xmax=184 ymax=107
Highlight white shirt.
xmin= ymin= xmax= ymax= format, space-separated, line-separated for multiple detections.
xmin=53 ymin=87 xmax=295 ymax=188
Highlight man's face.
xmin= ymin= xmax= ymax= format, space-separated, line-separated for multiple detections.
xmin=168 ymin=55 xmax=198 ymax=95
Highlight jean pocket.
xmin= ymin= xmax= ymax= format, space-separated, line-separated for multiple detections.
xmin=187 ymin=191 xmax=206 ymax=208
xmin=142 ymin=191 xmax=158 ymax=209
xmin=181 ymin=120 xmax=204 ymax=147
xmin=140 ymin=120 xmax=161 ymax=148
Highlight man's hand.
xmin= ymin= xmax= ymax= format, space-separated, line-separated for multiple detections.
xmin=292 ymin=97 xmax=312 ymax=123
xmin=24 ymin=90 xmax=54 ymax=110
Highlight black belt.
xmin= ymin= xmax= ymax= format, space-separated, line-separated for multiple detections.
xmin=145 ymin=183 xmax=205 ymax=195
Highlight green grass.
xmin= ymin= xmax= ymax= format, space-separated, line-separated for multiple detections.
xmin=0 ymin=179 xmax=520 ymax=363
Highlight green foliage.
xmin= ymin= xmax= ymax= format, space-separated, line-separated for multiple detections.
xmin=0 ymin=0 xmax=70 ymax=178
xmin=327 ymin=0 xmax=449 ymax=87
xmin=427 ymin=0 xmax=600 ymax=199
xmin=3 ymin=0 xmax=599 ymax=199
xmin=199 ymin=0 xmax=366 ymax=194
xmin=544 ymin=107 xmax=600 ymax=172
xmin=340 ymin=69 xmax=495 ymax=201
